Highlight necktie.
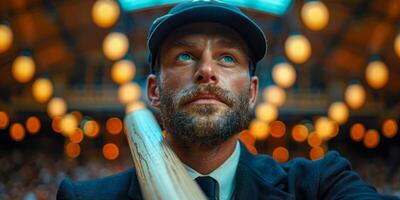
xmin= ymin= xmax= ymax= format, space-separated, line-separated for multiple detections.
xmin=195 ymin=176 xmax=219 ymax=200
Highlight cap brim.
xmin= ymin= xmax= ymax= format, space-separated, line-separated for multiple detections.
xmin=148 ymin=4 xmax=267 ymax=63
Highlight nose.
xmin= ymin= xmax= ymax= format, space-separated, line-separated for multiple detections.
xmin=194 ymin=51 xmax=218 ymax=84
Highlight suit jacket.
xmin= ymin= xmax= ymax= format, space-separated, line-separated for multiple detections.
xmin=57 ymin=142 xmax=381 ymax=200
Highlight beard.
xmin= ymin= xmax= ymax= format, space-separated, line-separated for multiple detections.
xmin=159 ymin=83 xmax=251 ymax=146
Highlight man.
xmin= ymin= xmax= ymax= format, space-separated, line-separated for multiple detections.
xmin=57 ymin=0 xmax=382 ymax=199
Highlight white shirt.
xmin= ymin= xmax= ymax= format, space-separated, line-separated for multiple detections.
xmin=183 ymin=141 xmax=241 ymax=200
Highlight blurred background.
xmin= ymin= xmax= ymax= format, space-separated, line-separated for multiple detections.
xmin=0 ymin=0 xmax=400 ymax=199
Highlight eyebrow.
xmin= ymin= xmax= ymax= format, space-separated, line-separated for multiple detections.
xmin=169 ymin=39 xmax=248 ymax=53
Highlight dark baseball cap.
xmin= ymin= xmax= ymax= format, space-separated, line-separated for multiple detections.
xmin=147 ymin=0 xmax=267 ymax=73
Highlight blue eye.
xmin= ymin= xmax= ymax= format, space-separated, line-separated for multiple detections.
xmin=221 ymin=55 xmax=234 ymax=64
xmin=177 ymin=53 xmax=192 ymax=62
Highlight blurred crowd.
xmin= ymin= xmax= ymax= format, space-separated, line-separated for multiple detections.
xmin=0 ymin=147 xmax=399 ymax=200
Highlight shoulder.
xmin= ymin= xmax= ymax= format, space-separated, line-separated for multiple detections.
xmin=57 ymin=168 xmax=136 ymax=200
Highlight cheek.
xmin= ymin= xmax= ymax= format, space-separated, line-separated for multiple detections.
xmin=160 ymin=68 xmax=194 ymax=92
xmin=220 ymin=71 xmax=250 ymax=94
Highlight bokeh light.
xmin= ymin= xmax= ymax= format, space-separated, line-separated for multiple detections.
xmin=111 ymin=60 xmax=136 ymax=85
xmin=255 ymin=102 xmax=278 ymax=122
xmin=103 ymin=143 xmax=119 ymax=160
xmin=307 ymin=132 xmax=322 ymax=147
xmin=103 ymin=32 xmax=129 ymax=61
xmin=83 ymin=120 xmax=100 ymax=138
xmin=10 ymin=123 xmax=25 ymax=142
xmin=249 ymin=119 xmax=270 ymax=140
xmin=0 ymin=111 xmax=9 ymax=129
xmin=106 ymin=117 xmax=123 ymax=135
xmin=301 ymin=1 xmax=329 ymax=31
xmin=69 ymin=128 xmax=84 ymax=144
xmin=291 ymin=124 xmax=309 ymax=142
xmin=310 ymin=146 xmax=325 ymax=160
xmin=12 ymin=56 xmax=35 ymax=83
xmin=285 ymin=34 xmax=312 ymax=64
xmin=272 ymin=62 xmax=296 ymax=88
xmin=125 ymin=101 xmax=146 ymax=113
xmin=0 ymin=24 xmax=13 ymax=53
xmin=92 ymin=0 xmax=120 ymax=28
xmin=363 ymin=129 xmax=380 ymax=149
xmin=270 ymin=120 xmax=286 ymax=138
xmin=382 ymin=119 xmax=398 ymax=138
xmin=395 ymin=33 xmax=400 ymax=58
xmin=47 ymin=97 xmax=67 ymax=118
xmin=345 ymin=84 xmax=366 ymax=110
xmin=52 ymin=116 xmax=62 ymax=133
xmin=350 ymin=123 xmax=366 ymax=142
xmin=65 ymin=142 xmax=80 ymax=158
xmin=118 ymin=82 xmax=141 ymax=104
xmin=239 ymin=130 xmax=256 ymax=147
xmin=26 ymin=116 xmax=40 ymax=134
xmin=32 ymin=78 xmax=53 ymax=103
xmin=315 ymin=117 xmax=337 ymax=140
xmin=272 ymin=146 xmax=289 ymax=163
xmin=60 ymin=114 xmax=78 ymax=137
xmin=262 ymin=85 xmax=286 ymax=107
xmin=328 ymin=102 xmax=349 ymax=125
xmin=365 ymin=61 xmax=389 ymax=89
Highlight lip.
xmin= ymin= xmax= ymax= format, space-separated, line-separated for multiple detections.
xmin=185 ymin=93 xmax=226 ymax=106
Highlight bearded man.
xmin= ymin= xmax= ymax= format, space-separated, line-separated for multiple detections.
xmin=57 ymin=1 xmax=381 ymax=199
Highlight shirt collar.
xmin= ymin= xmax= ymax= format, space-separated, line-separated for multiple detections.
xmin=184 ymin=141 xmax=241 ymax=200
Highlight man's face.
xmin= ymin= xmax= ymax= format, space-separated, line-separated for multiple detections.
xmin=147 ymin=22 xmax=259 ymax=145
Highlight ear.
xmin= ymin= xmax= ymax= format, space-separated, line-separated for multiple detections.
xmin=249 ymin=76 xmax=259 ymax=109
xmin=147 ymin=74 xmax=161 ymax=109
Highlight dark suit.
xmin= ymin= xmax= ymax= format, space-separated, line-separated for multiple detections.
xmin=57 ymin=142 xmax=382 ymax=200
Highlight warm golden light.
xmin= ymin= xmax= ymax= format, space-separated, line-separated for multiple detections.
xmin=301 ymin=1 xmax=329 ymax=31
xmin=363 ymin=129 xmax=380 ymax=148
xmin=118 ymin=82 xmax=141 ymax=104
xmin=395 ymin=33 xmax=400 ymax=58
xmin=315 ymin=117 xmax=337 ymax=140
xmin=365 ymin=61 xmax=389 ymax=89
xmin=272 ymin=146 xmax=289 ymax=163
xmin=270 ymin=120 xmax=286 ymax=138
xmin=125 ymin=101 xmax=146 ymax=113
xmin=272 ymin=62 xmax=296 ymax=88
xmin=103 ymin=143 xmax=119 ymax=160
xmin=65 ymin=142 xmax=80 ymax=158
xmin=0 ymin=24 xmax=13 ymax=53
xmin=106 ymin=117 xmax=123 ymax=135
xmin=382 ymin=119 xmax=398 ymax=138
xmin=10 ymin=123 xmax=25 ymax=142
xmin=328 ymin=102 xmax=349 ymax=124
xmin=12 ymin=56 xmax=35 ymax=83
xmin=71 ymin=111 xmax=83 ymax=123
xmin=239 ymin=130 xmax=256 ymax=147
xmin=350 ymin=123 xmax=365 ymax=142
xmin=52 ymin=116 xmax=62 ymax=133
xmin=47 ymin=97 xmax=67 ymax=118
xmin=92 ymin=0 xmax=120 ymax=28
xmin=70 ymin=128 xmax=84 ymax=144
xmin=32 ymin=78 xmax=53 ymax=103
xmin=60 ymin=114 xmax=78 ymax=137
xmin=249 ymin=119 xmax=270 ymax=140
xmin=111 ymin=60 xmax=136 ymax=85
xmin=291 ymin=124 xmax=309 ymax=142
xmin=255 ymin=102 xmax=278 ymax=122
xmin=307 ymin=132 xmax=322 ymax=147
xmin=344 ymin=84 xmax=366 ymax=110
xmin=103 ymin=32 xmax=129 ymax=61
xmin=0 ymin=111 xmax=9 ymax=129
xmin=83 ymin=120 xmax=100 ymax=138
xmin=310 ymin=146 xmax=325 ymax=160
xmin=263 ymin=85 xmax=286 ymax=107
xmin=285 ymin=34 xmax=312 ymax=64
xmin=26 ymin=116 xmax=40 ymax=134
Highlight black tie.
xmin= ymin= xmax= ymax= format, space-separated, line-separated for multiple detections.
xmin=195 ymin=176 xmax=219 ymax=200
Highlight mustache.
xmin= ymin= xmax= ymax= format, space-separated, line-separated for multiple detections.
xmin=177 ymin=84 xmax=236 ymax=107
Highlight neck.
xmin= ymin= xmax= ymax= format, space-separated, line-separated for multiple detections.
xmin=166 ymin=134 xmax=239 ymax=174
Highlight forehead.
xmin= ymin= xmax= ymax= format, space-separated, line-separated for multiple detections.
xmin=160 ymin=22 xmax=249 ymax=53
